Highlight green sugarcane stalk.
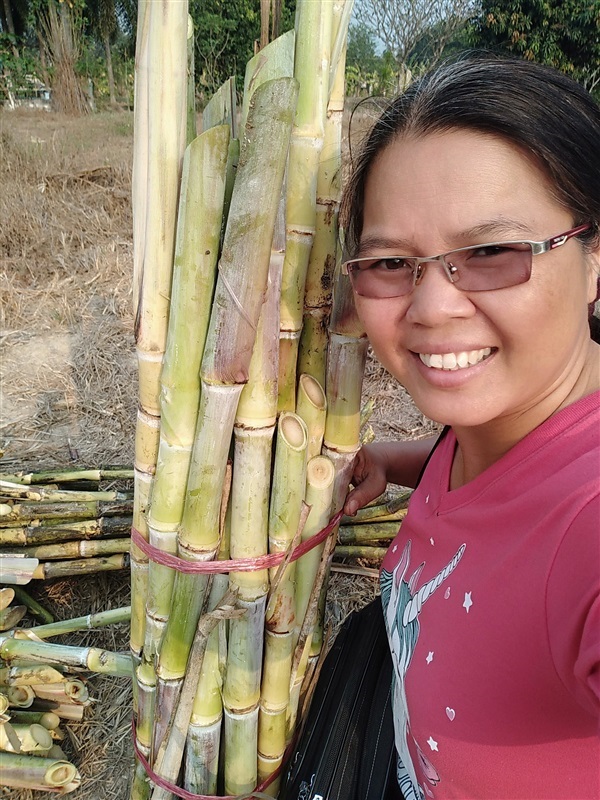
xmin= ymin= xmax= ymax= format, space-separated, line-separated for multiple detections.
xmin=0 ymin=606 xmax=26 ymax=631
xmin=151 ymin=591 xmax=242 ymax=800
xmin=5 ymin=537 xmax=129 ymax=561
xmin=0 ymin=587 xmax=14 ymax=610
xmin=186 ymin=15 xmax=196 ymax=145
xmin=131 ymin=0 xmax=189 ymax=667
xmin=144 ymin=124 xmax=230 ymax=661
xmin=0 ymin=751 xmax=79 ymax=789
xmin=10 ymin=588 xmax=51 ymax=625
xmin=297 ymin=1 xmax=351 ymax=387
xmin=0 ymin=721 xmax=53 ymax=753
xmin=334 ymin=545 xmax=388 ymax=560
xmin=0 ymin=481 xmax=129 ymax=503
xmin=338 ymin=521 xmax=403 ymax=544
xmin=30 ymin=554 xmax=129 ymax=581
xmin=154 ymin=76 xmax=298 ymax=760
xmin=23 ymin=607 xmax=130 ymax=640
xmin=0 ymin=500 xmax=132 ymax=525
xmin=5 ymin=710 xmax=61 ymax=730
xmin=0 ymin=665 xmax=64 ymax=686
xmin=295 ymin=374 xmax=327 ymax=460
xmin=341 ymin=492 xmax=412 ymax=524
xmin=0 ymin=516 xmax=132 ymax=546
xmin=0 ymin=637 xmax=132 ymax=677
xmin=0 ymin=558 xmax=39 ymax=585
xmin=0 ymin=467 xmax=133 ymax=485
xmin=278 ymin=0 xmax=331 ymax=412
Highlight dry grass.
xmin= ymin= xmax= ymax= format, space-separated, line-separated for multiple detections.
xmin=0 ymin=106 xmax=435 ymax=799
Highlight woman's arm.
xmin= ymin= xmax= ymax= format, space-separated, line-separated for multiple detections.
xmin=343 ymin=436 xmax=438 ymax=516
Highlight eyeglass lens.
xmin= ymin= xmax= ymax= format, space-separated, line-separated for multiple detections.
xmin=349 ymin=242 xmax=533 ymax=298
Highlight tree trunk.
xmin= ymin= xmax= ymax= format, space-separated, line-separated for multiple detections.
xmin=104 ymin=31 xmax=117 ymax=105
xmin=2 ymin=0 xmax=20 ymax=58
xmin=260 ymin=0 xmax=270 ymax=49
xmin=36 ymin=30 xmax=51 ymax=88
xmin=271 ymin=0 xmax=282 ymax=41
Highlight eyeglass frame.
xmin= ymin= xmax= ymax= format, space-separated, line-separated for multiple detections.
xmin=341 ymin=223 xmax=592 ymax=297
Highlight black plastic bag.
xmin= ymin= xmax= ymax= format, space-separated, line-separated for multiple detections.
xmin=279 ymin=597 xmax=401 ymax=800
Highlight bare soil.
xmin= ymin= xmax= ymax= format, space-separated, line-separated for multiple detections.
xmin=0 ymin=107 xmax=437 ymax=799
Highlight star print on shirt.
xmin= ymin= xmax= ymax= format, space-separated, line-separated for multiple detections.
xmin=392 ymin=544 xmax=398 ymax=553
xmin=463 ymin=591 xmax=473 ymax=613
xmin=430 ymin=537 xmax=435 ymax=546
xmin=426 ymin=651 xmax=434 ymax=664
xmin=427 ymin=736 xmax=439 ymax=752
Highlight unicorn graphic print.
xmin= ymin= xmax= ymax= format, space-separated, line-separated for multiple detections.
xmin=380 ymin=540 xmax=466 ymax=800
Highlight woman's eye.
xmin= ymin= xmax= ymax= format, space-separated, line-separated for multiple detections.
xmin=471 ymin=245 xmax=513 ymax=258
xmin=372 ymin=257 xmax=410 ymax=272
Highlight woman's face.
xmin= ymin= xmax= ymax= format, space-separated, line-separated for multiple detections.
xmin=353 ymin=129 xmax=598 ymax=432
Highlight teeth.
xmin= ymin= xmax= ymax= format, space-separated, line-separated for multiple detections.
xmin=419 ymin=347 xmax=492 ymax=371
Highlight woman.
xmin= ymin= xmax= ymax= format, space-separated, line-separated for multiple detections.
xmin=341 ymin=55 xmax=599 ymax=800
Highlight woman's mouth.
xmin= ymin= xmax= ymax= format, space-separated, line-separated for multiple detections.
xmin=418 ymin=347 xmax=493 ymax=371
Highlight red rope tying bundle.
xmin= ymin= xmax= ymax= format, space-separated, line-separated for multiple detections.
xmin=130 ymin=509 xmax=343 ymax=798
xmin=130 ymin=509 xmax=343 ymax=573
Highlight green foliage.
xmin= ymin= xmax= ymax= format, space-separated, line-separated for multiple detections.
xmin=345 ymin=24 xmax=399 ymax=96
xmin=468 ymin=0 xmax=600 ymax=97
xmin=190 ymin=0 xmax=296 ymax=102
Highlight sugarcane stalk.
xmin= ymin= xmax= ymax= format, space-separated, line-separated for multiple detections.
xmin=4 ymin=684 xmax=34 ymax=707
xmin=6 ymin=538 xmax=129 ymax=560
xmin=241 ymin=29 xmax=295 ymax=130
xmin=222 ymin=238 xmax=283 ymax=796
xmin=0 ymin=722 xmax=53 ymax=753
xmin=0 ymin=751 xmax=79 ymax=789
xmin=0 ymin=558 xmax=39 ymax=585
xmin=186 ymin=15 xmax=196 ymax=145
xmin=19 ymin=607 xmax=130 ymax=640
xmin=295 ymin=374 xmax=326 ymax=460
xmin=11 ymin=587 xmax=54 ymax=624
xmin=30 ymin=553 xmax=129 ymax=581
xmin=155 ymin=77 xmax=298 ymax=756
xmin=0 ymin=605 xmax=26 ymax=630
xmin=335 ymin=545 xmax=388 ymax=560
xmin=0 ymin=665 xmax=64 ymax=686
xmin=0 ymin=515 xmax=132 ymax=546
xmin=0 ymin=720 xmax=21 ymax=751
xmin=0 ymin=481 xmax=129 ymax=503
xmin=202 ymin=76 xmax=237 ymax=134
xmin=183 ymin=468 xmax=231 ymax=795
xmin=144 ymin=124 xmax=230 ymax=661
xmin=5 ymin=710 xmax=61 ymax=730
xmin=0 ymin=500 xmax=131 ymax=525
xmin=0 ymin=467 xmax=133 ymax=485
xmin=278 ymin=0 xmax=332 ymax=412
xmin=0 ymin=637 xmax=132 ymax=677
xmin=338 ymin=521 xmax=403 ymax=544
xmin=131 ymin=0 xmax=189 ymax=670
xmin=151 ymin=591 xmax=241 ymax=800
xmin=0 ymin=588 xmax=15 ymax=610
xmin=297 ymin=3 xmax=350 ymax=386
xmin=257 ymin=417 xmax=309 ymax=783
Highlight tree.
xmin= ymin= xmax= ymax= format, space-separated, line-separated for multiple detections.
xmin=468 ymin=0 xmax=600 ymax=97
xmin=353 ymin=0 xmax=476 ymax=74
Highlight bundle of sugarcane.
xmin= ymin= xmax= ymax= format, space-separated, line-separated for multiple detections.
xmin=0 ymin=468 xmax=133 ymax=581
xmin=129 ymin=2 xmax=369 ymax=797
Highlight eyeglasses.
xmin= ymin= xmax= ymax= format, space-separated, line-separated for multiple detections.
xmin=342 ymin=224 xmax=591 ymax=298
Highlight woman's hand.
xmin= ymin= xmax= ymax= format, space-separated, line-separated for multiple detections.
xmin=343 ymin=444 xmax=390 ymax=516
xmin=343 ymin=436 xmax=440 ymax=517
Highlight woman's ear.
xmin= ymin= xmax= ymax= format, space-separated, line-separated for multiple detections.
xmin=586 ymin=246 xmax=600 ymax=304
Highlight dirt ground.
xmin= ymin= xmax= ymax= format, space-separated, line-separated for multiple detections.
xmin=0 ymin=107 xmax=437 ymax=799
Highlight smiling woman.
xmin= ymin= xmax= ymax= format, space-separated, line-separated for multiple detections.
xmin=341 ymin=54 xmax=600 ymax=800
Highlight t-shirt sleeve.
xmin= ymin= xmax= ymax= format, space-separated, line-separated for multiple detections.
xmin=546 ymin=494 xmax=600 ymax=716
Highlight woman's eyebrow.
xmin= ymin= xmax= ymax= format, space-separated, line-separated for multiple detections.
xmin=357 ymin=219 xmax=533 ymax=255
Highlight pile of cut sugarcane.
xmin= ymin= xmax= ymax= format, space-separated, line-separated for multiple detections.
xmin=0 ymin=467 xmax=134 ymax=792
xmin=127 ymin=1 xmax=408 ymax=798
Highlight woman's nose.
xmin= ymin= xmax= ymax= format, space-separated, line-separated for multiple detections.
xmin=405 ymin=260 xmax=476 ymax=327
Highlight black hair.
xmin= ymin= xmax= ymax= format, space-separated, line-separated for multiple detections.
xmin=341 ymin=53 xmax=600 ymax=259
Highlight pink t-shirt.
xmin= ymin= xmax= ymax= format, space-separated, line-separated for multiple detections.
xmin=381 ymin=391 xmax=600 ymax=800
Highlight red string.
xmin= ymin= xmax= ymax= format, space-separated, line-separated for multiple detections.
xmin=131 ymin=510 xmax=343 ymax=574
xmin=132 ymin=718 xmax=297 ymax=800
